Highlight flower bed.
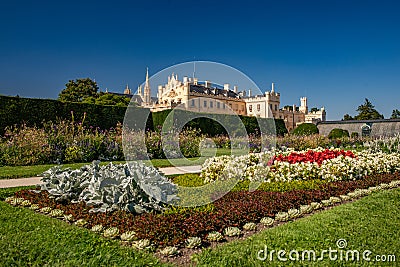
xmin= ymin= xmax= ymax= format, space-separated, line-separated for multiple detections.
xmin=7 ymin=173 xmax=400 ymax=250
xmin=273 ymin=149 xmax=356 ymax=165
xmin=201 ymin=148 xmax=400 ymax=183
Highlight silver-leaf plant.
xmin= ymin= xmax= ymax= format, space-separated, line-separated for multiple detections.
xmin=40 ymin=161 xmax=179 ymax=214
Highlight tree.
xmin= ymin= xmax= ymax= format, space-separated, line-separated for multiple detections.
xmin=310 ymin=107 xmax=319 ymax=113
xmin=354 ymin=98 xmax=384 ymax=120
xmin=390 ymin=109 xmax=400 ymax=119
xmin=343 ymin=114 xmax=353 ymax=120
xmin=58 ymin=78 xmax=99 ymax=102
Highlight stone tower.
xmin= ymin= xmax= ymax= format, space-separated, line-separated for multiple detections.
xmin=124 ymin=84 xmax=131 ymax=95
xmin=299 ymin=97 xmax=308 ymax=114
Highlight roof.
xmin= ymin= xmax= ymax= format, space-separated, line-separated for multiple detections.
xmin=189 ymin=84 xmax=240 ymax=99
xmin=317 ymin=118 xmax=400 ymax=125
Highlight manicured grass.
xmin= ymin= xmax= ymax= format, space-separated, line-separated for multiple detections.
xmin=172 ymin=173 xmax=327 ymax=192
xmin=194 ymin=188 xmax=400 ymax=266
xmin=0 ymin=148 xmax=241 ymax=179
xmin=0 ymin=162 xmax=124 ymax=180
xmin=0 ymin=187 xmax=169 ymax=266
xmin=1 ymin=186 xmax=399 ymax=266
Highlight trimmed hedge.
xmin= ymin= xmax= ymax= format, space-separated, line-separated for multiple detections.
xmin=152 ymin=109 xmax=288 ymax=136
xmin=328 ymin=128 xmax=350 ymax=139
xmin=1 ymin=95 xmax=287 ymax=136
xmin=292 ymin=123 xmax=319 ymax=136
xmin=0 ymin=95 xmax=152 ymax=134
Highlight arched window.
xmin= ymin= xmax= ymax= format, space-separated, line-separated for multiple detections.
xmin=361 ymin=124 xmax=371 ymax=137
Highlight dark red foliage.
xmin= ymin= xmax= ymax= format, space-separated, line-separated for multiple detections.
xmin=14 ymin=172 xmax=400 ymax=247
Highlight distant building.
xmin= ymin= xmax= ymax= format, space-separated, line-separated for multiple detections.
xmin=152 ymin=74 xmax=246 ymax=116
xmin=109 ymin=69 xmax=326 ymax=131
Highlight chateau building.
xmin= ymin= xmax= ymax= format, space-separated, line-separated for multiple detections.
xmin=152 ymin=74 xmax=246 ymax=116
xmin=119 ymin=69 xmax=326 ymax=131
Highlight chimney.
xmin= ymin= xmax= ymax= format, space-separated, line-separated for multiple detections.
xmin=233 ymin=85 xmax=238 ymax=93
xmin=183 ymin=76 xmax=188 ymax=83
xmin=205 ymin=80 xmax=211 ymax=88
xmin=271 ymin=83 xmax=275 ymax=93
xmin=224 ymin=83 xmax=230 ymax=90
xmin=248 ymin=89 xmax=252 ymax=97
xmin=194 ymin=78 xmax=198 ymax=85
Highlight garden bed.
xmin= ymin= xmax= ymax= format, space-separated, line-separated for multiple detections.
xmin=5 ymin=172 xmax=400 ymax=263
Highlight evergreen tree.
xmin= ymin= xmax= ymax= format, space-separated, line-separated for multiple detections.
xmin=343 ymin=114 xmax=354 ymax=120
xmin=354 ymin=98 xmax=384 ymax=120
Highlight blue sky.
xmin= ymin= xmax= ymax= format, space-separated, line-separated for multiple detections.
xmin=0 ymin=0 xmax=399 ymax=120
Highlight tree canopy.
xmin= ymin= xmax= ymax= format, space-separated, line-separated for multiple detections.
xmin=342 ymin=99 xmax=384 ymax=120
xmin=82 ymin=93 xmax=131 ymax=107
xmin=354 ymin=98 xmax=384 ymax=120
xmin=58 ymin=78 xmax=99 ymax=102
xmin=391 ymin=109 xmax=400 ymax=119
xmin=343 ymin=114 xmax=354 ymax=121
xmin=58 ymin=78 xmax=132 ymax=107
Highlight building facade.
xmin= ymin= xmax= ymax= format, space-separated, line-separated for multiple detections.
xmin=116 ymin=69 xmax=326 ymax=131
xmin=152 ymin=74 xmax=246 ymax=116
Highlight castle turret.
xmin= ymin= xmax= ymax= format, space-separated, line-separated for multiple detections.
xmin=300 ymin=97 xmax=308 ymax=114
xmin=124 ymin=84 xmax=131 ymax=95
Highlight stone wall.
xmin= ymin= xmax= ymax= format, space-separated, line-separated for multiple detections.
xmin=317 ymin=119 xmax=400 ymax=137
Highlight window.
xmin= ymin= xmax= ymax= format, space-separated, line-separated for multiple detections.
xmin=191 ymin=99 xmax=195 ymax=106
xmin=361 ymin=124 xmax=371 ymax=137
xmin=270 ymin=104 xmax=273 ymax=110
xmin=204 ymin=100 xmax=207 ymax=107
xmin=249 ymin=105 xmax=253 ymax=112
xmin=217 ymin=102 xmax=220 ymax=109
xmin=223 ymin=103 xmax=226 ymax=109
xmin=257 ymin=104 xmax=260 ymax=112
xmin=275 ymin=105 xmax=278 ymax=111
xmin=210 ymin=101 xmax=213 ymax=108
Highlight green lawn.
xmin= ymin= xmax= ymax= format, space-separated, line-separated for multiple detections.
xmin=194 ymin=188 xmax=400 ymax=266
xmin=1 ymin=187 xmax=399 ymax=266
xmin=0 ymin=187 xmax=168 ymax=267
xmin=0 ymin=148 xmax=242 ymax=180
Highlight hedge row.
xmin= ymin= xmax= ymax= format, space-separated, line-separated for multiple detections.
xmin=152 ymin=109 xmax=288 ymax=136
xmin=0 ymin=95 xmax=153 ymax=135
xmin=0 ymin=95 xmax=287 ymax=136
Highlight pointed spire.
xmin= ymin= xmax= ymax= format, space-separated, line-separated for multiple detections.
xmin=144 ymin=67 xmax=151 ymax=104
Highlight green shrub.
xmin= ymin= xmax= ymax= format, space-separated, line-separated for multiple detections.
xmin=277 ymin=134 xmax=330 ymax=150
xmin=0 ymin=125 xmax=53 ymax=166
xmin=351 ymin=132 xmax=359 ymax=138
xmin=292 ymin=123 xmax=319 ymax=136
xmin=328 ymin=128 xmax=350 ymax=139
